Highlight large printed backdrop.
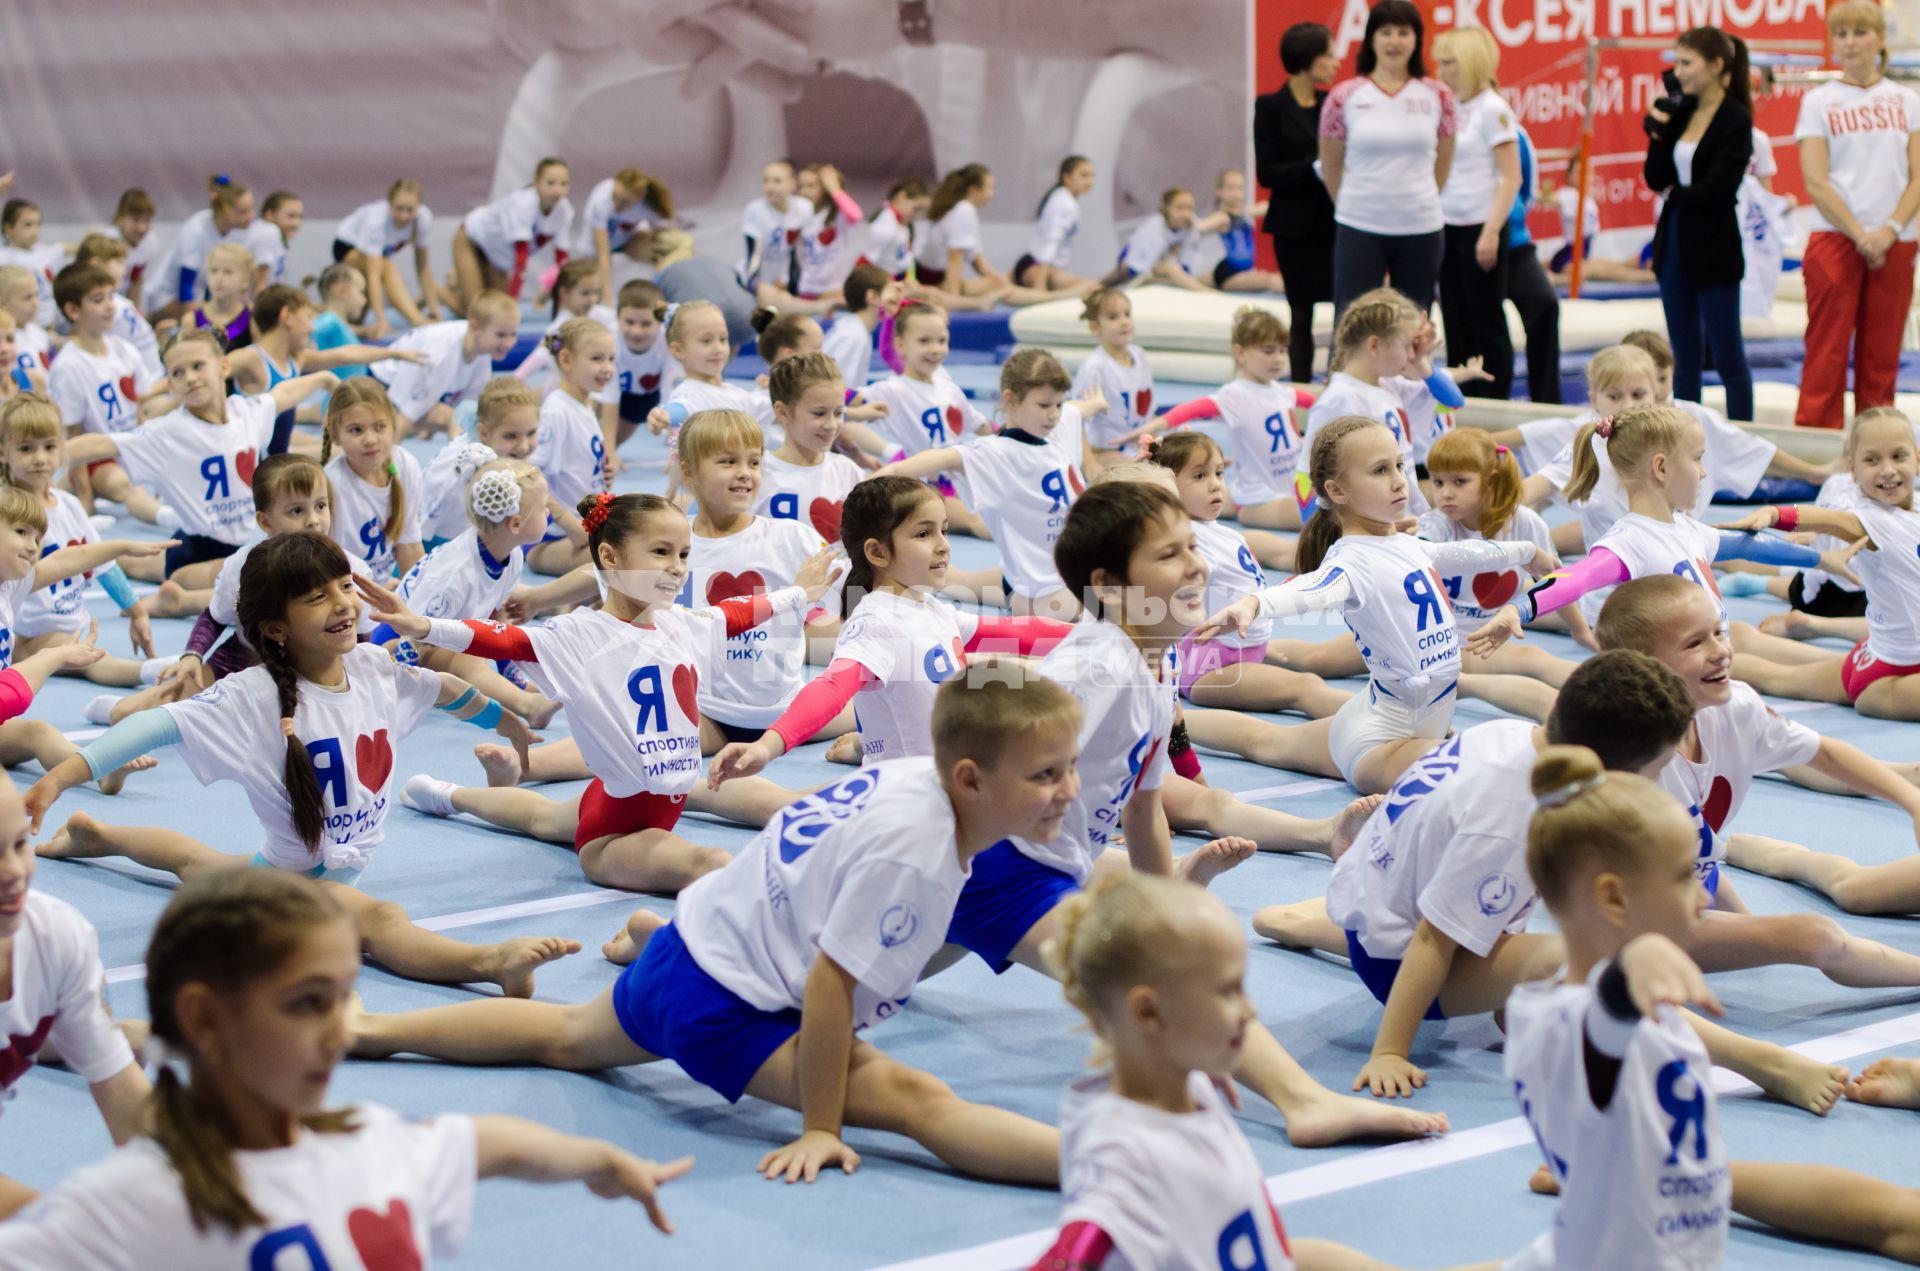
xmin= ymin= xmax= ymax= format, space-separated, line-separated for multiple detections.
xmin=1253 ymin=0 xmax=1828 ymax=240
xmin=0 ymin=0 xmax=1251 ymax=270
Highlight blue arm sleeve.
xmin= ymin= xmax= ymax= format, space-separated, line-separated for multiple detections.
xmin=97 ymin=563 xmax=137 ymax=612
xmin=78 ymin=708 xmax=182 ymax=781
xmin=176 ymin=267 xmax=198 ymax=305
xmin=1425 ymin=369 xmax=1465 ymax=410
xmin=1714 ymin=529 xmax=1822 ymax=569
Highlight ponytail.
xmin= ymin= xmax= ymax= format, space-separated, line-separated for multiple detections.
xmin=1295 ymin=507 xmax=1344 ymax=574
xmin=1293 ymin=415 xmax=1380 ymax=572
xmin=1678 ymin=26 xmax=1751 ymax=112
xmin=1560 ymin=423 xmax=1605 ymax=504
xmin=144 ymin=869 xmax=356 ymax=1233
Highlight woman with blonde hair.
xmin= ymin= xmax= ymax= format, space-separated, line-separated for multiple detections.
xmin=1434 ymin=26 xmax=1521 ymax=399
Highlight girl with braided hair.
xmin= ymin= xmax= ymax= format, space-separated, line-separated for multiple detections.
xmin=23 ymin=532 xmax=572 ymax=998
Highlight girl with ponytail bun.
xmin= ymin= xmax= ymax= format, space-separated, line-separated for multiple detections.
xmin=1029 ymin=872 xmax=1413 ymax=1270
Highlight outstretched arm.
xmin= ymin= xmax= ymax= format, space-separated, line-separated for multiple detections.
xmin=474 ymin=1115 xmax=692 ymax=1235
xmin=873 ymin=446 xmax=963 ymax=481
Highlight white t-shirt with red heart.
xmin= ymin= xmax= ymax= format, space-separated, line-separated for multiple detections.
xmin=1660 ymin=682 xmax=1820 ymax=883
xmin=757 ymin=451 xmax=861 ymax=546
xmin=1070 ymin=343 xmax=1155 ymax=450
xmin=0 ymin=1103 xmax=475 ymax=1270
xmin=681 ymin=515 xmax=830 ymax=727
xmin=514 ymin=604 xmax=729 ymax=797
xmin=831 ymin=589 xmax=981 ymax=764
xmin=47 ymin=335 xmax=158 ymax=436
xmin=162 ymin=643 xmax=442 ymax=874
xmin=858 ymin=368 xmax=989 ymax=459
xmin=115 ymin=394 xmax=277 ymax=545
xmin=1416 ymin=505 xmax=1554 ymax=632
xmin=17 ymin=490 xmax=101 ymax=638
xmin=0 ymin=892 xmax=137 ymax=1106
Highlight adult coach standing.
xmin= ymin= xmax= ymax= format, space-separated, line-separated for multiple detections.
xmin=1254 ymin=22 xmax=1337 ymax=383
xmin=1435 ymin=26 xmax=1521 ymax=399
xmin=1795 ymin=1 xmax=1920 ymax=430
xmin=1644 ymin=26 xmax=1754 ymax=423
xmin=1319 ymin=0 xmax=1457 ymax=320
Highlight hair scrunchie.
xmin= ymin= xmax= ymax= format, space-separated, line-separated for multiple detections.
xmin=1535 ymin=773 xmax=1604 ymax=809
xmin=1594 ymin=416 xmax=1615 ymax=440
xmin=582 ymin=491 xmax=616 ymax=534
xmin=469 ymin=468 xmax=524 ymax=522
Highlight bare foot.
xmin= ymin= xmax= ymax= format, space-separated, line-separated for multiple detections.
xmin=1752 ymin=1048 xmax=1851 ymax=1116
xmin=603 ymin=907 xmax=670 ymax=966
xmin=826 ymin=732 xmax=862 ymax=766
xmin=1175 ymin=836 xmax=1256 ymax=886
xmin=474 ymin=743 xmax=524 ymax=788
xmin=97 ymin=754 xmax=159 ymax=796
xmin=1847 ymin=1056 xmax=1920 ymax=1109
xmin=1283 ymin=1089 xmax=1450 ymax=1148
xmin=38 ymin=812 xmax=113 ymax=859
xmin=1528 ymin=1164 xmax=1559 ymax=1195
xmin=479 ymin=936 xmax=581 ymax=998
xmin=524 ymin=695 xmax=565 ymax=731
xmin=1759 ymin=611 xmax=1824 ymax=641
xmin=1330 ymin=795 xmax=1384 ymax=861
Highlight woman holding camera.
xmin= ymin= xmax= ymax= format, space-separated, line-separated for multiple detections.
xmin=1644 ymin=26 xmax=1754 ymax=422
xmin=1794 ymin=0 xmax=1920 ymax=429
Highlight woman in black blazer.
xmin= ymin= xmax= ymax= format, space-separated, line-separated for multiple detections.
xmin=1644 ymin=26 xmax=1754 ymax=421
xmin=1254 ymin=22 xmax=1338 ymax=382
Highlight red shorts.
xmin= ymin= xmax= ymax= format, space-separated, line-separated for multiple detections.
xmin=574 ymin=779 xmax=685 ymax=851
xmin=1840 ymin=640 xmax=1920 ymax=702
xmin=85 ymin=457 xmax=115 ymax=476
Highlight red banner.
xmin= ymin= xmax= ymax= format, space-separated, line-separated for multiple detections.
xmin=1253 ymin=0 xmax=1827 ymax=247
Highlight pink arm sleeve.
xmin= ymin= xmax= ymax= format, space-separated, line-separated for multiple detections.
xmin=1293 ymin=388 xmax=1316 ymax=409
xmin=830 ymin=190 xmax=865 ymax=223
xmin=0 ymin=669 xmax=32 ymax=725
xmin=766 ymin=659 xmax=877 ymax=754
xmin=1026 ymin=1221 xmax=1115 ymax=1271
xmin=877 ymin=309 xmax=903 ymax=374
xmin=1523 ymin=548 xmax=1630 ymax=620
xmin=965 ymin=615 xmax=1072 ymax=656
xmin=1161 ymin=396 xmax=1222 ymax=429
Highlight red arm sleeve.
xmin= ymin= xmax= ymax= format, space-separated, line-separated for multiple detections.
xmin=767 ymin=659 xmax=877 ymax=753
xmin=717 ymin=593 xmax=779 ymax=637
xmin=1161 ymin=396 xmax=1223 ymax=429
xmin=507 ymin=241 xmax=531 ymax=297
xmin=455 ymin=619 xmax=539 ymax=661
xmin=1026 ymin=1221 xmax=1115 ymax=1271
xmin=0 ymin=669 xmax=33 ymax=726
xmin=965 ymin=615 xmax=1072 ymax=657
xmin=1522 ymin=548 xmax=1631 ymax=620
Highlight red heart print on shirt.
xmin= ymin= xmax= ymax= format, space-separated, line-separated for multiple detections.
xmin=671 ymin=664 xmax=699 ymax=721
xmin=1135 ymin=387 xmax=1153 ymax=417
xmin=234 ymin=447 xmax=259 ymax=486
xmin=1696 ymin=559 xmax=1723 ymax=599
xmin=1066 ymin=467 xmax=1085 ymax=496
xmin=0 ymin=1017 xmax=54 ymax=1089
xmin=1700 ymin=775 xmax=1733 ymax=832
xmin=347 ymin=1199 xmax=423 ymax=1271
xmin=639 ymin=373 xmax=660 ymax=391
xmin=118 ymin=375 xmax=137 ymax=402
xmin=706 ymin=570 xmax=765 ymax=604
xmin=819 ymin=226 xmax=837 ymax=246
xmin=1471 ymin=571 xmax=1519 ymax=609
xmin=808 ymin=498 xmax=844 ymax=543
xmin=355 ymin=730 xmax=393 ymax=793
xmin=944 ymin=404 xmax=963 ymax=437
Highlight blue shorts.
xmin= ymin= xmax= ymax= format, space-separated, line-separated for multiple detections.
xmin=704 ymin=717 xmax=764 ymax=746
xmin=248 ymin=851 xmax=363 ymax=888
xmin=620 ymin=389 xmax=660 ymax=425
xmin=611 ymin=921 xmax=799 ymax=1103
xmin=1346 ymin=930 xmax=1446 ymax=1021
xmin=945 ymin=841 xmax=1078 ymax=972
